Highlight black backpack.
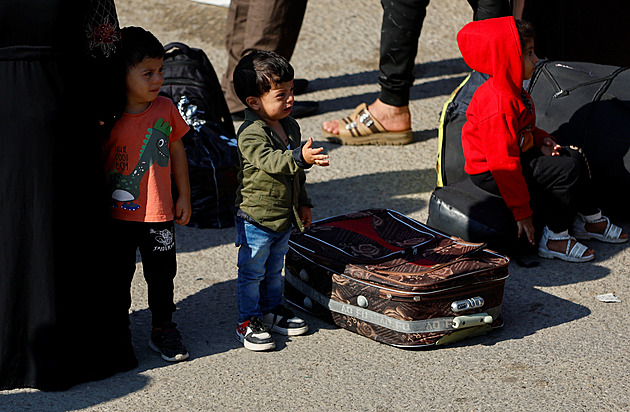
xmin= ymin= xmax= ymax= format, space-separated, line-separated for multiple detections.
xmin=161 ymin=42 xmax=234 ymax=138
xmin=161 ymin=42 xmax=239 ymax=228
xmin=430 ymin=71 xmax=520 ymax=255
xmin=436 ymin=71 xmax=488 ymax=188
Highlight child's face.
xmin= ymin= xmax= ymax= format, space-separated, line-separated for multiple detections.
xmin=522 ymin=38 xmax=538 ymax=81
xmin=125 ymin=56 xmax=164 ymax=112
xmin=250 ymin=80 xmax=295 ymax=123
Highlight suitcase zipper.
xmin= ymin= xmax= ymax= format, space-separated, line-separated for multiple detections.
xmin=376 ymin=277 xmax=505 ymax=302
xmin=290 ymin=246 xmax=508 ymax=297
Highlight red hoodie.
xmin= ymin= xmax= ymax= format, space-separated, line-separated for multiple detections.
xmin=457 ymin=17 xmax=550 ymax=221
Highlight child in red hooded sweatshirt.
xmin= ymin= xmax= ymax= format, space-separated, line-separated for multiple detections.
xmin=457 ymin=17 xmax=627 ymax=262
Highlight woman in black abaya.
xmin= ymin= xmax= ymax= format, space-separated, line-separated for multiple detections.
xmin=0 ymin=0 xmax=136 ymax=390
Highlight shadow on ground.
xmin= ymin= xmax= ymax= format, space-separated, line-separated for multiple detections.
xmin=315 ymin=76 xmax=468 ymax=116
xmin=4 ymin=232 xmax=620 ymax=411
xmin=174 ymin=168 xmax=439 ymax=253
xmin=308 ymin=58 xmax=470 ymax=93
xmin=0 ymin=277 xmax=332 ymax=412
xmin=307 ymin=59 xmax=470 ymax=116
xmin=307 ymin=168 xmax=436 ymax=218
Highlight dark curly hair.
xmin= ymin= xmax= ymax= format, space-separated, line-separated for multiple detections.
xmin=233 ymin=50 xmax=294 ymax=107
xmin=119 ymin=26 xmax=164 ymax=73
xmin=515 ymin=19 xmax=535 ymax=50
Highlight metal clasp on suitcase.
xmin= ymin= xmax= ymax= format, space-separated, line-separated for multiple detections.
xmin=451 ymin=296 xmax=484 ymax=312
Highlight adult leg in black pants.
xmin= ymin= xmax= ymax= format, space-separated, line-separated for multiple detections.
xmin=322 ymin=0 xmax=510 ymax=145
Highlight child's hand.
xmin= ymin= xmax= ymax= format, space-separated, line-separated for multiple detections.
xmin=298 ymin=205 xmax=312 ymax=227
xmin=516 ymin=216 xmax=535 ymax=245
xmin=174 ymin=195 xmax=192 ymax=226
xmin=541 ymin=137 xmax=561 ymax=156
xmin=302 ymin=137 xmax=330 ymax=166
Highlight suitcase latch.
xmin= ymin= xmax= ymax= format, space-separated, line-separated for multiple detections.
xmin=451 ymin=296 xmax=484 ymax=313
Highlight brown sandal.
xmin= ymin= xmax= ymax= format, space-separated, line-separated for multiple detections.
xmin=322 ymin=103 xmax=413 ymax=145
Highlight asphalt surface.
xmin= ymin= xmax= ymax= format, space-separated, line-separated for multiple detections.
xmin=2 ymin=1 xmax=629 ymax=410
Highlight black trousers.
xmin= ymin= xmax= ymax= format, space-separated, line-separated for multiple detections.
xmin=111 ymin=220 xmax=178 ymax=328
xmin=378 ymin=0 xmax=509 ymax=107
xmin=471 ymin=147 xmax=599 ymax=233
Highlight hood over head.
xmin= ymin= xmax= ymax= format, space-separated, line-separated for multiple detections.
xmin=457 ymin=16 xmax=523 ymax=95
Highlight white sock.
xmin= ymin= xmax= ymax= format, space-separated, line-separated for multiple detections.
xmin=580 ymin=209 xmax=602 ymax=224
xmin=545 ymin=226 xmax=569 ymax=238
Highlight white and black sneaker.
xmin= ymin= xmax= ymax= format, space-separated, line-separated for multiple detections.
xmin=236 ymin=316 xmax=276 ymax=351
xmin=263 ymin=305 xmax=308 ymax=336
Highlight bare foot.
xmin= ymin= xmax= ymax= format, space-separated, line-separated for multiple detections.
xmin=322 ymin=99 xmax=412 ymax=135
xmin=547 ymin=238 xmax=594 ymax=258
xmin=584 ymin=220 xmax=628 ymax=240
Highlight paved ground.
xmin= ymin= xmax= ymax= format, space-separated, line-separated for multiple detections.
xmin=2 ymin=1 xmax=629 ymax=410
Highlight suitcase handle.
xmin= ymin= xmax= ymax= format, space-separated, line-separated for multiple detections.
xmin=452 ymin=313 xmax=493 ymax=329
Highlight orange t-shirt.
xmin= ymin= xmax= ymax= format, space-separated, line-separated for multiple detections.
xmin=103 ymin=96 xmax=189 ymax=222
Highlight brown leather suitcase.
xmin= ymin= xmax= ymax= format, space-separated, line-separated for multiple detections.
xmin=284 ymin=209 xmax=509 ymax=347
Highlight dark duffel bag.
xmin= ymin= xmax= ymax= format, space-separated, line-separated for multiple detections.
xmin=526 ymin=60 xmax=630 ymax=219
xmin=284 ymin=209 xmax=509 ymax=348
xmin=427 ymin=179 xmax=516 ymax=251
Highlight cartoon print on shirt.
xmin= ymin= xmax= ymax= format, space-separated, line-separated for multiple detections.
xmin=109 ymin=118 xmax=171 ymax=211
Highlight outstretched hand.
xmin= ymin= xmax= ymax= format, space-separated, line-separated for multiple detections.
xmin=302 ymin=137 xmax=330 ymax=166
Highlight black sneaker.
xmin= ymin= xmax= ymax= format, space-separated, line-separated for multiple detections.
xmin=263 ymin=305 xmax=308 ymax=336
xmin=236 ymin=316 xmax=275 ymax=351
xmin=149 ymin=327 xmax=189 ymax=362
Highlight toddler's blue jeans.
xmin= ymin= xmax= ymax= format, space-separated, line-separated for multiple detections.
xmin=235 ymin=216 xmax=292 ymax=323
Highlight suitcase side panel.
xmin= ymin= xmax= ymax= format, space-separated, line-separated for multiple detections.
xmin=285 ymin=249 xmax=507 ymax=347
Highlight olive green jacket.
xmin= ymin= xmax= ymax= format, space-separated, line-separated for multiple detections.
xmin=235 ymin=109 xmax=313 ymax=232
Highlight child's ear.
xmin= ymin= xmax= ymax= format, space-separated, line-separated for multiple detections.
xmin=246 ymin=96 xmax=260 ymax=111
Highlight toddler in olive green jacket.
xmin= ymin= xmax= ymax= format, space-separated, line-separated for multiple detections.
xmin=232 ymin=50 xmax=329 ymax=351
